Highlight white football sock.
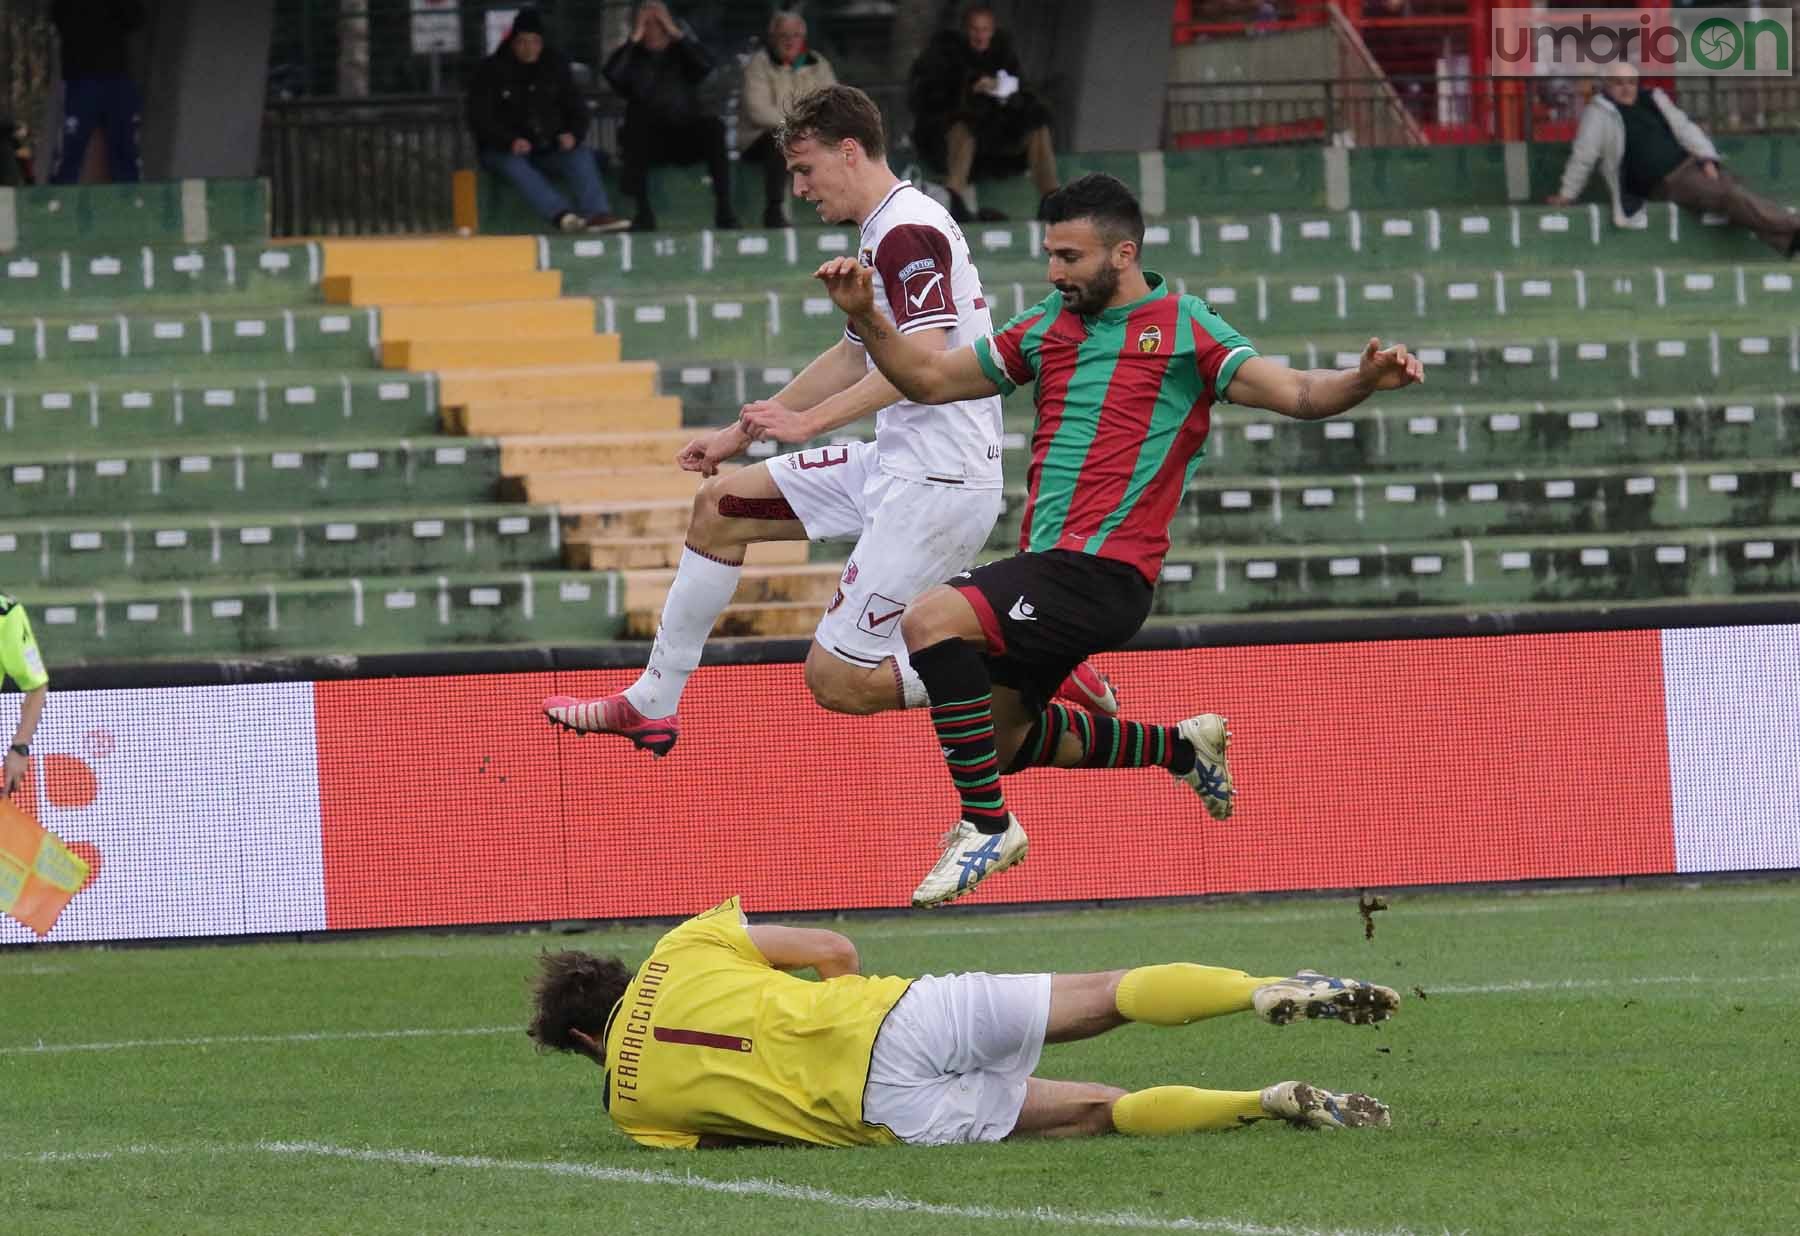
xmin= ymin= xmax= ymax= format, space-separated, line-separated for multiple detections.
xmin=623 ymin=546 xmax=741 ymax=718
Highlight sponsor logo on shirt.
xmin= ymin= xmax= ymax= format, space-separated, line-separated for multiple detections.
xmin=902 ymin=268 xmax=948 ymax=315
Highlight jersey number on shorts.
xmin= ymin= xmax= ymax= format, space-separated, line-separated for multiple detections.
xmin=794 ymin=447 xmax=851 ymax=470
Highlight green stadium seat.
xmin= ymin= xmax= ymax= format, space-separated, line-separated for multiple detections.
xmin=1150 ymin=525 xmax=1800 ymax=617
xmin=16 ymin=569 xmax=620 ymax=664
xmin=0 ymin=503 xmax=562 ymax=587
xmin=0 ymin=437 xmax=501 ymax=519
xmin=0 ymin=370 xmax=436 ymax=450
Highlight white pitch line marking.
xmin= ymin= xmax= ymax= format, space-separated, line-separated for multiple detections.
xmin=0 ymin=1142 xmax=1449 ymax=1236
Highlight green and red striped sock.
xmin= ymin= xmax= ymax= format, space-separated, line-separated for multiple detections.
xmin=911 ymin=639 xmax=1011 ymax=834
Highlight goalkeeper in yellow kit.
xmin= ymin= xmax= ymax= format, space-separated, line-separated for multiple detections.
xmin=529 ymin=896 xmax=1400 ymax=1149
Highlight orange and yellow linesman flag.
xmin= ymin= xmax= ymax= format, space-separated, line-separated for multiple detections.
xmin=0 ymin=798 xmax=90 ymax=936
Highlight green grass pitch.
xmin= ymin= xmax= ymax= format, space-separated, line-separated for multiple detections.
xmin=3 ymin=881 xmax=1796 ymax=1235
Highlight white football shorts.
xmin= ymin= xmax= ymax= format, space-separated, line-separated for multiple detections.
xmin=768 ymin=440 xmax=1001 ymax=668
xmin=863 ymin=971 xmax=1053 ymax=1145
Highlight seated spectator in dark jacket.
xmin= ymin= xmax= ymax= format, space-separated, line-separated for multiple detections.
xmin=907 ymin=5 xmax=1058 ymax=223
xmin=603 ymin=1 xmax=739 ymax=231
xmin=467 ymin=8 xmax=628 ymax=234
xmin=51 ymin=0 xmax=144 ymax=184
xmin=738 ymin=11 xmax=836 ymax=229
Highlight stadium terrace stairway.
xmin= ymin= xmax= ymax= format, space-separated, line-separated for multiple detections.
xmin=3 ymin=185 xmax=1799 ymax=664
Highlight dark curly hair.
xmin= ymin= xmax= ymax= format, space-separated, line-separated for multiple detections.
xmin=1038 ymin=173 xmax=1145 ymax=250
xmin=527 ymin=951 xmax=634 ymax=1054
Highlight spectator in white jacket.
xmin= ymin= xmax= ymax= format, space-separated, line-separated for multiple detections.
xmin=738 ymin=11 xmax=837 ymax=229
xmin=1547 ymin=63 xmax=1796 ymax=256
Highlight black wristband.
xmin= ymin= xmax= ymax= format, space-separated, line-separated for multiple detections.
xmin=8 ymin=743 xmax=27 ymax=756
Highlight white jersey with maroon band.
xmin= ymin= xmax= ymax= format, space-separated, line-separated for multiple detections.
xmin=845 ymin=181 xmax=1004 ymax=489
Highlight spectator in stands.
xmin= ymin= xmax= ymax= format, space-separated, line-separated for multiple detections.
xmin=529 ymin=895 xmax=1399 ymax=1150
xmin=738 ymin=11 xmax=836 ymax=229
xmin=467 ymin=8 xmax=630 ymax=234
xmin=50 ymin=0 xmax=144 ymax=184
xmin=2 ymin=593 xmax=50 ymax=797
xmin=1547 ymin=64 xmax=1798 ymax=256
xmin=603 ymin=1 xmax=740 ymax=232
xmin=907 ymin=4 xmax=1059 ymax=223
xmin=1 ymin=119 xmax=33 ymax=187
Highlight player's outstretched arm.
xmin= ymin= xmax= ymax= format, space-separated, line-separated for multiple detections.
xmin=814 ymin=258 xmax=1000 ymax=406
xmin=1225 ymin=337 xmax=1424 ymax=422
xmin=746 ymin=924 xmax=861 ymax=978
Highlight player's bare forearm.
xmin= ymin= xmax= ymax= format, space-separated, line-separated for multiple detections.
xmin=801 ymin=368 xmax=904 ymax=436
xmin=774 ymin=337 xmax=867 ymax=411
xmin=1281 ymin=367 xmax=1377 ymax=421
xmin=815 ymin=258 xmax=998 ymax=405
xmin=845 ymin=309 xmax=995 ymax=405
xmin=1225 ymin=341 xmax=1423 ymax=420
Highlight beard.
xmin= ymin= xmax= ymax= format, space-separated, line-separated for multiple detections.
xmin=1057 ymin=261 xmax=1120 ymax=317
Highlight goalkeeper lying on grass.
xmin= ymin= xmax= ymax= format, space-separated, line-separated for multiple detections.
xmin=529 ymin=896 xmax=1398 ymax=1149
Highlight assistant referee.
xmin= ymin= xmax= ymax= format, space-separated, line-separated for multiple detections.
xmin=1 ymin=592 xmax=49 ymax=796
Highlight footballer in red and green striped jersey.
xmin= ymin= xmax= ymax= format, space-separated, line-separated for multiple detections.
xmin=816 ymin=171 xmax=1425 ymax=909
xmin=974 ymin=275 xmax=1255 ymax=585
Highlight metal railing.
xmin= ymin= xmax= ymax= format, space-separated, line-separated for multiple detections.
xmin=1165 ymin=74 xmax=1800 ymax=149
xmin=259 ymin=82 xmax=908 ymax=238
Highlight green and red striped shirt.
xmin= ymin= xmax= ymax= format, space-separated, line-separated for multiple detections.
xmin=972 ymin=272 xmax=1257 ymax=584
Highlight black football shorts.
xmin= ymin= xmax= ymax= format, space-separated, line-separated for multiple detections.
xmin=950 ymin=548 xmax=1153 ymax=713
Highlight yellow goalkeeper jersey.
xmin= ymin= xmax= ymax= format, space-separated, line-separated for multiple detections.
xmin=603 ymin=896 xmax=913 ymax=1150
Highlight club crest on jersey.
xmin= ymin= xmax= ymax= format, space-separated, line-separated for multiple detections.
xmin=1136 ymin=325 xmax=1163 ymax=354
xmin=859 ymin=247 xmax=875 ymax=268
xmin=842 ymin=559 xmax=859 ymax=586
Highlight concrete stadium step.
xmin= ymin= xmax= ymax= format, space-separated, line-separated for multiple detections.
xmin=1213 ymin=393 xmax=1798 ymax=476
xmin=444 ymin=395 xmax=682 ymax=436
xmin=0 ymin=437 xmax=501 ymax=518
xmin=0 ymin=304 xmax=377 ymax=377
xmin=561 ymin=499 xmax=691 ymax=541
xmin=1152 ymin=525 xmax=1800 ymax=617
xmin=377 ymin=299 xmax=597 ymax=343
xmin=0 ymin=369 xmax=437 ymax=451
xmin=497 ymin=430 xmax=695 ymax=474
xmin=320 ymin=236 xmax=541 ymax=277
xmin=382 ymin=335 xmax=621 ymax=370
xmin=0 ymin=240 xmax=322 ymax=307
xmin=323 ymin=270 xmax=562 ymax=306
xmin=565 ymin=537 xmax=809 ymax=571
xmin=504 ymin=464 xmax=727 ymax=504
xmin=436 ymin=361 xmax=656 ymax=405
xmin=15 ymin=568 xmax=621 ymax=666
xmin=621 ymin=560 xmax=839 ymax=616
xmin=628 ymin=599 xmax=830 ymax=639
xmin=2 ymin=503 xmax=560 ymax=587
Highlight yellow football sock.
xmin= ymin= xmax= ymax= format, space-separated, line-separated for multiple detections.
xmin=1114 ymin=963 xmax=1280 ymax=1025
xmin=1111 ymin=1085 xmax=1268 ymax=1135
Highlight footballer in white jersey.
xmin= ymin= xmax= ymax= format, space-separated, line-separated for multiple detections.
xmin=544 ymin=84 xmax=1122 ymax=758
